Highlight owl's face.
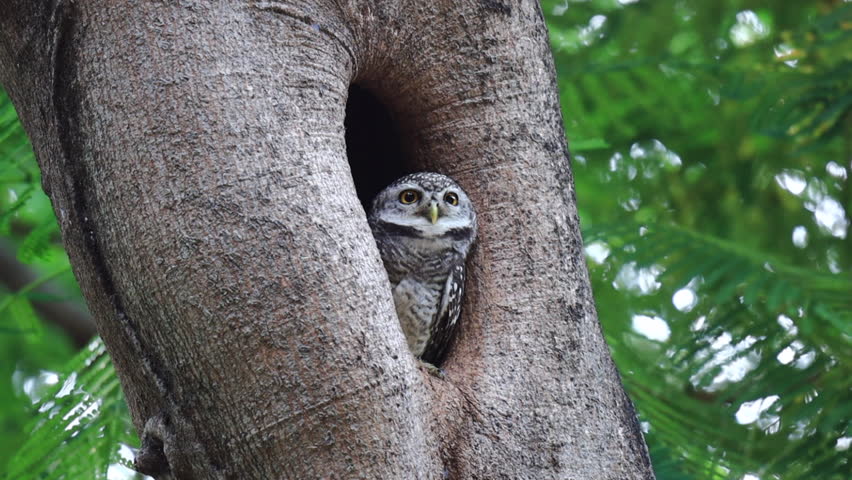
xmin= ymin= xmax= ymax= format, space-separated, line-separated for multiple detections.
xmin=369 ymin=172 xmax=477 ymax=240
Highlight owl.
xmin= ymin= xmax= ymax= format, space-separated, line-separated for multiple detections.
xmin=368 ymin=172 xmax=477 ymax=367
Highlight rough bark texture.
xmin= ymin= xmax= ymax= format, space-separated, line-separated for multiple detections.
xmin=0 ymin=1 xmax=654 ymax=479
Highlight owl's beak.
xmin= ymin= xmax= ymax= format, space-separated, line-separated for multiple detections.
xmin=428 ymin=202 xmax=439 ymax=224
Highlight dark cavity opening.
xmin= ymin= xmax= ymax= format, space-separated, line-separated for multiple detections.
xmin=345 ymin=84 xmax=407 ymax=211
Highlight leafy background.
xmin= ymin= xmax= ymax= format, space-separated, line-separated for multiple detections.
xmin=1 ymin=0 xmax=850 ymax=478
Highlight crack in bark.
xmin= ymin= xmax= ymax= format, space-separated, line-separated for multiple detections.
xmin=49 ymin=3 xmax=218 ymax=477
xmin=480 ymin=0 xmax=512 ymax=16
xmin=50 ymin=0 xmax=165 ymax=392
xmin=249 ymin=377 xmax=383 ymax=439
xmin=251 ymin=1 xmax=357 ymax=78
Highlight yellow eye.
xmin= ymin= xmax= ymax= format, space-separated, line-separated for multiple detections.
xmin=444 ymin=192 xmax=459 ymax=206
xmin=399 ymin=189 xmax=420 ymax=204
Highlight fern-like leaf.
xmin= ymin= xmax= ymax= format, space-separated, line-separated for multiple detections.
xmin=2 ymin=339 xmax=140 ymax=480
xmin=585 ymin=222 xmax=851 ymax=480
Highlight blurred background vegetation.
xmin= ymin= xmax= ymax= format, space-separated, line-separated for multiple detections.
xmin=1 ymin=0 xmax=850 ymax=478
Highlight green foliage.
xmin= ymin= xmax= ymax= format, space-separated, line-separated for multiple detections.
xmin=586 ymin=222 xmax=850 ymax=479
xmin=2 ymin=91 xmax=127 ymax=475
xmin=1 ymin=1 xmax=850 ymax=479
xmin=0 ymin=318 xmax=75 ymax=470
xmin=2 ymin=339 xmax=138 ymax=480
xmin=543 ymin=0 xmax=851 ymax=478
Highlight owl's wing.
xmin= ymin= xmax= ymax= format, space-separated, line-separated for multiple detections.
xmin=420 ymin=262 xmax=466 ymax=366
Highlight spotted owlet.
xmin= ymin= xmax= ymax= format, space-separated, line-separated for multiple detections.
xmin=368 ymin=172 xmax=477 ymax=367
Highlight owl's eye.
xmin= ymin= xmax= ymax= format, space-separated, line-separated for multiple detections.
xmin=444 ymin=192 xmax=459 ymax=206
xmin=399 ymin=189 xmax=420 ymax=204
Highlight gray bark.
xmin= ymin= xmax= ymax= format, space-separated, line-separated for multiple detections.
xmin=0 ymin=0 xmax=654 ymax=478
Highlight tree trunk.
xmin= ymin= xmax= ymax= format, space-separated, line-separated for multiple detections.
xmin=0 ymin=1 xmax=654 ymax=478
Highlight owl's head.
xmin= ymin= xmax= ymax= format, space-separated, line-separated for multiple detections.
xmin=369 ymin=172 xmax=477 ymax=240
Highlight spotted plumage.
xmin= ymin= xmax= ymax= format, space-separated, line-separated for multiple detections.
xmin=368 ymin=172 xmax=477 ymax=366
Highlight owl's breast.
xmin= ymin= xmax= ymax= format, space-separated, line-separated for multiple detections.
xmin=392 ymin=276 xmax=446 ymax=356
xmin=378 ymin=234 xmax=459 ymax=284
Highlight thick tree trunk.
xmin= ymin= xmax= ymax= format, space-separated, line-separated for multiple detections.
xmin=0 ymin=1 xmax=654 ymax=478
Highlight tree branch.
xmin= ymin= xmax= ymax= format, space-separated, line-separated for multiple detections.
xmin=0 ymin=240 xmax=95 ymax=347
